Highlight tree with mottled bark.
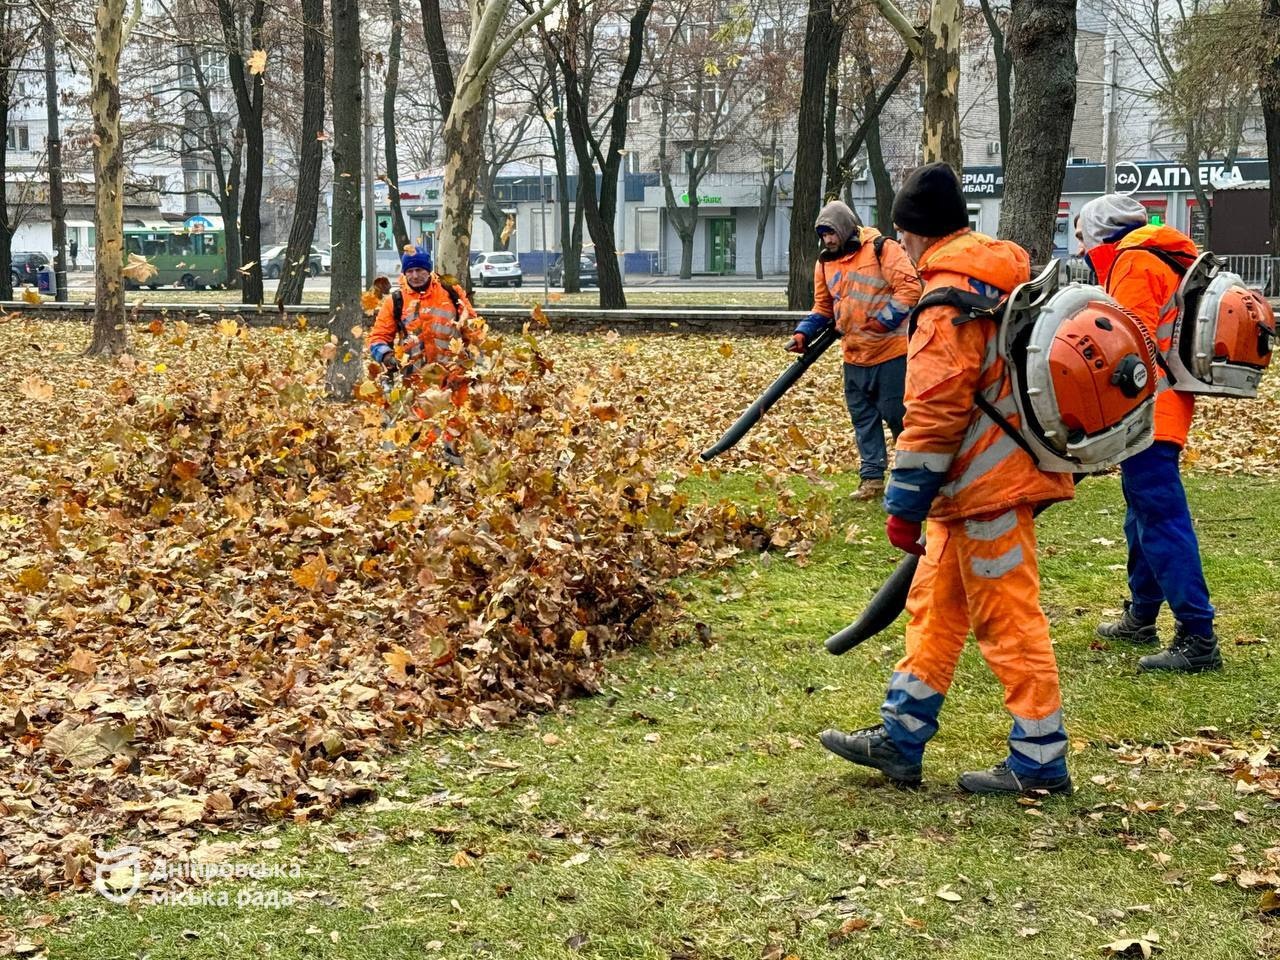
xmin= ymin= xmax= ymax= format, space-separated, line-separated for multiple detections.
xmin=86 ymin=0 xmax=138 ymax=357
xmin=996 ymin=0 xmax=1076 ymax=264
xmin=327 ymin=0 xmax=364 ymax=400
xmin=427 ymin=0 xmax=563 ymax=281
xmin=276 ymin=0 xmax=326 ymax=307
xmin=786 ymin=0 xmax=835 ymax=309
xmin=215 ymin=0 xmax=267 ymax=304
xmin=870 ymin=0 xmax=961 ymax=171
xmin=550 ymin=0 xmax=654 ymax=308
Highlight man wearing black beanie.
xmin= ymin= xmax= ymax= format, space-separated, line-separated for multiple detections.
xmin=819 ymin=162 xmax=1077 ymax=797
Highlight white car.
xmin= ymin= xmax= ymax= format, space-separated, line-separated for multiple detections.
xmin=469 ymin=251 xmax=523 ymax=287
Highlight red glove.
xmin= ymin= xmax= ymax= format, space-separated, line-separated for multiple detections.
xmin=886 ymin=515 xmax=925 ymax=555
xmin=785 ymin=333 xmax=806 ymax=353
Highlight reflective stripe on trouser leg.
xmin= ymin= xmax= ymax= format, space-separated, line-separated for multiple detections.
xmin=1008 ymin=709 xmax=1068 ymax=776
xmin=880 ymin=520 xmax=968 ymax=762
xmin=960 ymin=506 xmax=1068 ymax=780
xmin=880 ymin=671 xmax=945 ymax=764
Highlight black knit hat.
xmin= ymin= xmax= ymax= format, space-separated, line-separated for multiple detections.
xmin=891 ymin=162 xmax=969 ymax=237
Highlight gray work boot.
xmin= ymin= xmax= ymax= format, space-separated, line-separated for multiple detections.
xmin=819 ymin=725 xmax=922 ymax=784
xmin=958 ymin=759 xmax=1073 ymax=796
xmin=850 ymin=478 xmax=886 ymax=502
xmin=1138 ymin=623 xmax=1223 ymax=672
xmin=1096 ymin=601 xmax=1159 ymax=644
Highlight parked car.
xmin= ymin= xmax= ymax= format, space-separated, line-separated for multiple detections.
xmin=547 ymin=251 xmax=599 ymax=288
xmin=317 ymin=245 xmax=332 ymax=274
xmin=469 ymin=251 xmax=523 ymax=287
xmin=10 ymin=251 xmax=50 ymax=288
xmin=261 ymin=244 xmax=323 ymax=279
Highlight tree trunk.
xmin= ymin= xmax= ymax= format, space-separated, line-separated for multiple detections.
xmin=1263 ymin=0 xmax=1280 ymax=260
xmin=88 ymin=0 xmax=128 ymax=357
xmin=997 ymin=0 xmax=1076 ymax=266
xmin=865 ymin=88 xmax=895 ymax=234
xmin=567 ymin=176 xmax=586 ymax=290
xmin=921 ymin=0 xmax=963 ymax=170
xmin=0 ymin=4 xmax=18 ymax=302
xmin=419 ymin=0 xmax=456 ymax=117
xmin=276 ymin=0 xmax=325 ymax=307
xmin=546 ymin=51 xmax=577 ymax=291
xmin=1183 ymin=123 xmax=1212 ymax=246
xmin=217 ymin=0 xmax=267 ymax=305
xmin=823 ymin=25 xmax=843 ymax=201
xmin=557 ymin=0 xmax=653 ymax=308
xmin=658 ymin=105 xmax=697 ymax=279
xmin=788 ymin=0 xmax=834 ymax=309
xmin=437 ymin=89 xmax=487 ymax=280
xmin=44 ymin=12 xmax=67 ymax=302
xmin=756 ymin=123 xmax=781 ymax=279
xmin=220 ymin=128 xmax=243 ymax=287
xmin=384 ymin=0 xmax=410 ymax=253
xmin=327 ymin=0 xmax=364 ymax=399
xmin=978 ymin=0 xmax=1012 ymax=159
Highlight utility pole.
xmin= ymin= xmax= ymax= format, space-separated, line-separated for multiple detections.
xmin=43 ymin=10 xmax=66 ymax=301
xmin=539 ymin=156 xmax=548 ymax=304
xmin=362 ymin=51 xmax=377 ymax=285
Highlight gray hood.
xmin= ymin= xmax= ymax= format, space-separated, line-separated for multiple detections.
xmin=815 ymin=200 xmax=861 ymax=249
xmin=1079 ymin=194 xmax=1147 ymax=250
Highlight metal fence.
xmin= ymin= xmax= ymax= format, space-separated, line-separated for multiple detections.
xmin=1064 ymin=254 xmax=1280 ymax=293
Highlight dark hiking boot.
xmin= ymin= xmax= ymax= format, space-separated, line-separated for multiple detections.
xmin=1096 ymin=601 xmax=1159 ymax=644
xmin=819 ymin=725 xmax=922 ymax=785
xmin=1138 ymin=623 xmax=1223 ymax=672
xmin=958 ymin=759 xmax=1073 ymax=796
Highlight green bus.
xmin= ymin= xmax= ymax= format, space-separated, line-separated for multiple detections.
xmin=123 ymin=215 xmax=227 ymax=290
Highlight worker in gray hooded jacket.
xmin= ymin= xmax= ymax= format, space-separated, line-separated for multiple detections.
xmin=789 ymin=201 xmax=922 ymax=500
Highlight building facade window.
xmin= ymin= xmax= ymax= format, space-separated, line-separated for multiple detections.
xmin=635 ymin=208 xmax=660 ymax=250
xmin=7 ymin=125 xmax=31 ymax=152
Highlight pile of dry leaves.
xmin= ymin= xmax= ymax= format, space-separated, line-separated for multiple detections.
xmin=0 ymin=317 xmax=824 ymax=894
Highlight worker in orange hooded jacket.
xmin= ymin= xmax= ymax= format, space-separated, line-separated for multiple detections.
xmin=368 ymin=246 xmax=480 ymax=453
xmin=819 ymin=162 xmax=1076 ymax=796
xmin=789 ymin=200 xmax=922 ymax=501
xmin=1077 ymin=195 xmax=1219 ymax=672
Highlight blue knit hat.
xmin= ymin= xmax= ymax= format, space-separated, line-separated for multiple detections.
xmin=401 ymin=244 xmax=432 ymax=272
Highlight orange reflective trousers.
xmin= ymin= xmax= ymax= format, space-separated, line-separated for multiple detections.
xmin=880 ymin=505 xmax=1068 ymax=778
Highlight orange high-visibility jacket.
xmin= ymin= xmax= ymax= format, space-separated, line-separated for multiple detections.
xmin=886 ymin=230 xmax=1075 ymax=523
xmin=811 ymin=227 xmax=922 ymax=366
xmin=368 ymin=274 xmax=477 ymax=372
xmin=1086 ymin=224 xmax=1197 ymax=447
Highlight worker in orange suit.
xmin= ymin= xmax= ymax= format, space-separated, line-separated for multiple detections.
xmin=789 ymin=200 xmax=922 ymax=501
xmin=368 ymin=246 xmax=481 ymax=456
xmin=819 ymin=162 xmax=1076 ymax=796
xmin=1078 ymin=195 xmax=1219 ymax=672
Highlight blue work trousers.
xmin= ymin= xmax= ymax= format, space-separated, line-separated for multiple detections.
xmin=1119 ymin=441 xmax=1215 ymax=636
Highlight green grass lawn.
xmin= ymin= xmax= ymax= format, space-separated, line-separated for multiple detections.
xmin=4 ymin=474 xmax=1278 ymax=959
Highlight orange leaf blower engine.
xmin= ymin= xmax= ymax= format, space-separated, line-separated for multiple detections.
xmin=1168 ymin=253 xmax=1275 ymax=397
xmin=998 ymin=264 xmax=1159 ymax=473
